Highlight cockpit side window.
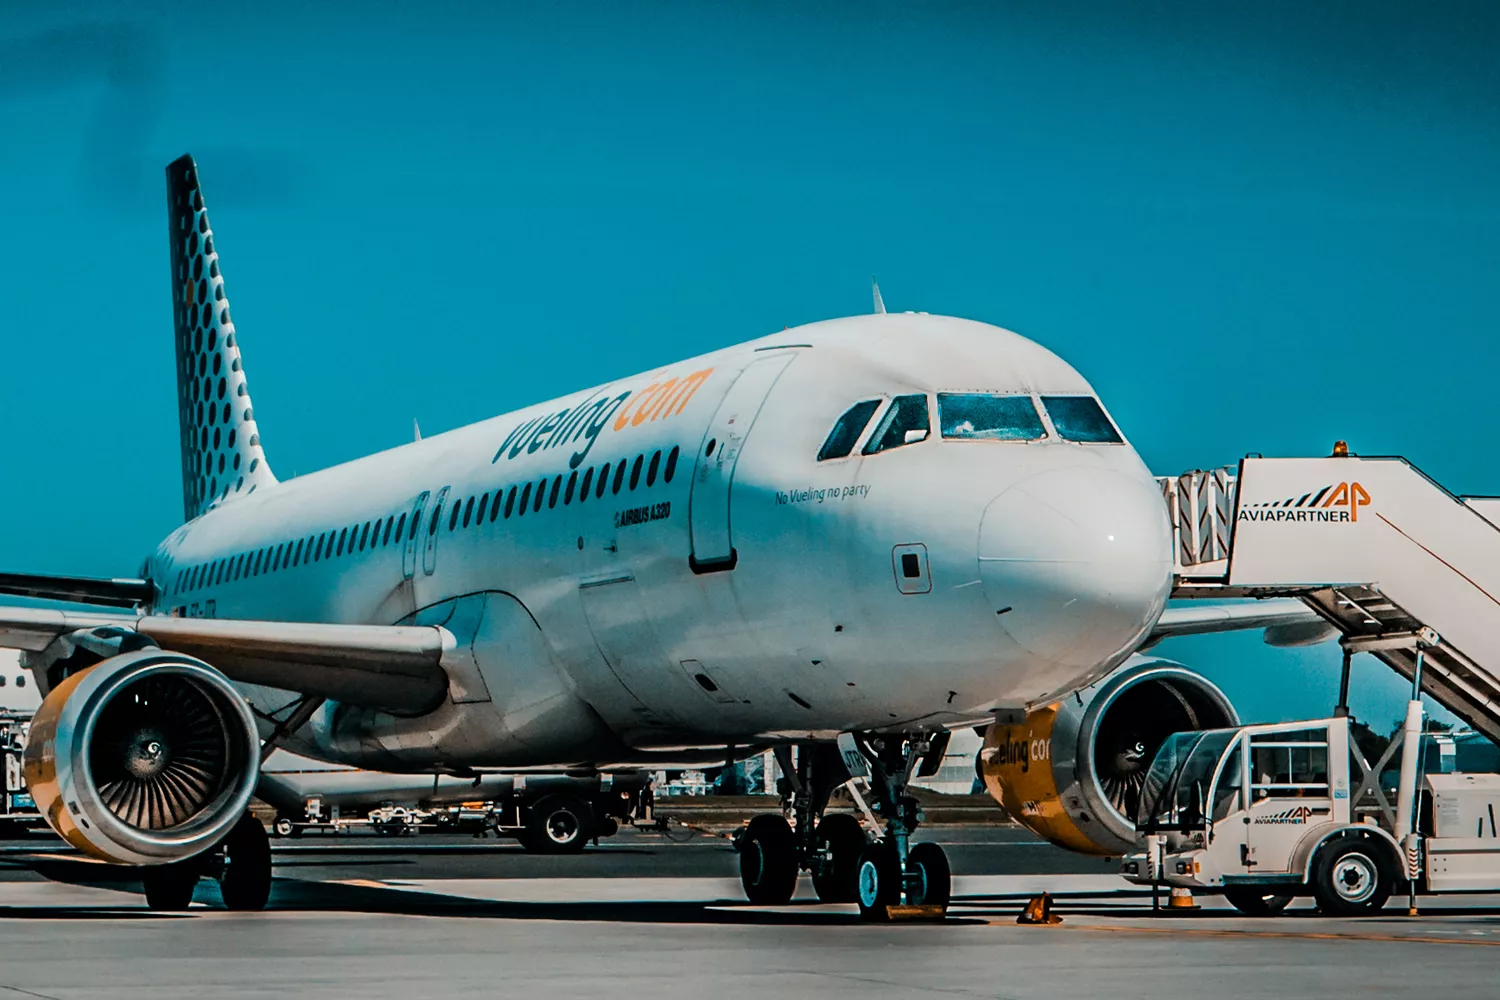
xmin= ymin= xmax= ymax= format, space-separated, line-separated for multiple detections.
xmin=1041 ymin=395 xmax=1123 ymax=443
xmin=862 ymin=394 xmax=931 ymax=455
xmin=938 ymin=393 xmax=1046 ymax=441
xmin=817 ymin=399 xmax=882 ymax=461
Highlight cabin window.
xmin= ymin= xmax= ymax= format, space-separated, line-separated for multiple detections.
xmin=938 ymin=393 xmax=1046 ymax=441
xmin=629 ymin=454 xmax=644 ymax=490
xmin=1040 ymin=396 xmax=1123 ymax=443
xmin=647 ymin=451 xmax=661 ymax=487
xmin=612 ymin=460 xmax=626 ymax=494
xmin=548 ymin=475 xmax=562 ymax=509
xmin=534 ymin=477 xmax=547 ymax=512
xmin=664 ymin=445 xmax=680 ymax=483
xmin=360 ymin=521 xmax=371 ymax=549
xmin=505 ymin=485 xmax=517 ymax=518
xmin=461 ymin=497 xmax=474 ymax=528
xmin=564 ymin=471 xmax=578 ymax=505
xmin=518 ymin=482 xmax=532 ymax=516
xmin=476 ymin=493 xmax=489 ymax=523
xmin=580 ymin=468 xmax=594 ymax=502
xmin=862 ymin=394 xmax=930 ymax=455
xmin=598 ymin=462 xmax=612 ymax=498
xmin=818 ymin=399 xmax=881 ymax=460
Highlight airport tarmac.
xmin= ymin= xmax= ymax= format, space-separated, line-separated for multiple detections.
xmin=2 ymin=825 xmax=1499 ymax=999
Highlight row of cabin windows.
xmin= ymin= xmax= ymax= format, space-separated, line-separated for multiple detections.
xmin=442 ymin=445 xmax=680 ymax=532
xmin=817 ymin=392 xmax=1123 ymax=461
xmin=172 ymin=445 xmax=682 ymax=594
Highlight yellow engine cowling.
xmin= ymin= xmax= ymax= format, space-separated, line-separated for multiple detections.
xmin=980 ymin=658 xmax=1237 ymax=856
xmin=23 ymin=649 xmax=260 ymax=865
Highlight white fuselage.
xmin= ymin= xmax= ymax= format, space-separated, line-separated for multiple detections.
xmin=145 ymin=314 xmax=1173 ymax=771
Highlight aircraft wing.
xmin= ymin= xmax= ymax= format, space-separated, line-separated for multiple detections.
xmin=0 ymin=571 xmax=153 ymax=608
xmin=0 ymin=606 xmax=452 ymax=714
xmin=1145 ymin=597 xmax=1336 ymax=648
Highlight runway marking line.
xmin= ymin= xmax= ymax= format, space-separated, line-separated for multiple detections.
xmin=331 ymin=878 xmax=393 ymax=889
xmin=996 ymin=920 xmax=1500 ymax=948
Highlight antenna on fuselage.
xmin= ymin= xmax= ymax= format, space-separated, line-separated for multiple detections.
xmin=413 ymin=419 xmax=422 ymax=442
xmin=872 ymin=278 xmax=886 ymax=315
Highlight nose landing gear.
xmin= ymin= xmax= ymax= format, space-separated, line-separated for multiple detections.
xmin=735 ymin=734 xmax=952 ymax=921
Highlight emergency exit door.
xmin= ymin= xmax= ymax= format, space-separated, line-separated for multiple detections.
xmin=688 ymin=354 xmax=794 ymax=571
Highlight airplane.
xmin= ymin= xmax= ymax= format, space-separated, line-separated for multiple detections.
xmin=0 ymin=154 xmax=1324 ymax=920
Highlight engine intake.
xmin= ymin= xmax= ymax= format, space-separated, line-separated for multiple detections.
xmin=23 ymin=650 xmax=259 ymax=865
xmin=979 ymin=657 xmax=1237 ymax=855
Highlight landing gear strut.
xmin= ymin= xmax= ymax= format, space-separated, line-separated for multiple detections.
xmin=735 ymin=734 xmax=951 ymax=920
xmin=141 ymin=812 xmax=272 ymax=912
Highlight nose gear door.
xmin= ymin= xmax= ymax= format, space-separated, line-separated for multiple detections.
xmin=688 ymin=354 xmax=794 ymax=571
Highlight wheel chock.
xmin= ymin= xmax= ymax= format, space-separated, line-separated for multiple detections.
xmin=885 ymin=904 xmax=948 ymax=921
xmin=1167 ymin=887 xmax=1199 ymax=911
xmin=1017 ymin=893 xmax=1062 ymax=925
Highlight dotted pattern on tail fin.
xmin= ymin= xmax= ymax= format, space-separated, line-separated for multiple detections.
xmin=167 ymin=155 xmax=276 ymax=522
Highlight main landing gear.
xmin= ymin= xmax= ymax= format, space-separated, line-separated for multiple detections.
xmin=141 ymin=812 xmax=272 ymax=912
xmin=737 ymin=734 xmax=952 ymax=921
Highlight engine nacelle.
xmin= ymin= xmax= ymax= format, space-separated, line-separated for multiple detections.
xmin=22 ymin=650 xmax=259 ymax=865
xmin=980 ymin=657 xmax=1237 ymax=855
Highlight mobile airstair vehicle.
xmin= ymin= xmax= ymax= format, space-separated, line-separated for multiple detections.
xmin=1122 ymin=714 xmax=1500 ymax=915
xmin=1137 ymin=450 xmax=1500 ymax=914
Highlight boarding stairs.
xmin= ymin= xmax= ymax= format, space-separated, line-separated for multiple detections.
xmin=1160 ymin=456 xmax=1500 ymax=745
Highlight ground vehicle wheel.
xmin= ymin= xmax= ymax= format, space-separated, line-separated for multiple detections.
xmin=739 ymin=814 xmax=798 ymax=904
xmin=272 ymin=815 xmax=296 ymax=838
xmin=1224 ymin=886 xmax=1295 ymax=916
xmin=142 ymin=860 xmax=199 ymax=911
xmin=811 ymin=813 xmax=866 ymax=903
xmin=218 ymin=813 xmax=272 ymax=911
xmin=855 ymin=842 xmax=901 ymax=921
xmin=1312 ymin=836 xmax=1392 ymax=917
xmin=518 ymin=794 xmax=594 ymax=854
xmin=907 ymin=842 xmax=951 ymax=908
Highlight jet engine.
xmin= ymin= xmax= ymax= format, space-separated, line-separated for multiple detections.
xmin=22 ymin=649 xmax=260 ymax=865
xmin=979 ymin=657 xmax=1237 ymax=856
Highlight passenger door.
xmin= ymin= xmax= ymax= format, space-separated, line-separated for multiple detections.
xmin=423 ymin=486 xmax=450 ymax=577
xmin=401 ymin=490 xmax=430 ymax=580
xmin=687 ymin=354 xmax=794 ymax=570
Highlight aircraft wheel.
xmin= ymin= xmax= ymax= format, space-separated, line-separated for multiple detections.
xmin=739 ymin=814 xmax=798 ymax=904
xmin=811 ymin=813 xmax=866 ymax=903
xmin=218 ymin=813 xmax=272 ymax=911
xmin=855 ymin=842 xmax=901 ymax=921
xmin=907 ymin=842 xmax=951 ymax=908
xmin=142 ymin=860 xmax=199 ymax=911
xmin=518 ymin=794 xmax=593 ymax=854
xmin=1223 ymin=886 xmax=1295 ymax=916
xmin=272 ymin=815 xmax=296 ymax=838
xmin=1312 ymin=836 xmax=1392 ymax=917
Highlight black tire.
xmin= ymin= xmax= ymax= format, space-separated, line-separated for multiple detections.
xmin=907 ymin=842 xmax=951 ymax=909
xmin=518 ymin=795 xmax=594 ymax=854
xmin=811 ymin=813 xmax=867 ymax=903
xmin=142 ymin=860 xmax=199 ymax=911
xmin=1312 ymin=835 xmax=1392 ymax=917
xmin=1224 ymin=886 xmax=1295 ymax=917
xmin=855 ymin=842 xmax=901 ymax=921
xmin=218 ymin=813 xmax=272 ymax=911
xmin=739 ymin=814 xmax=799 ymax=905
xmin=272 ymin=816 xmax=296 ymax=838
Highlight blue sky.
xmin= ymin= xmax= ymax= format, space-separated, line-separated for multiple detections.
xmin=1 ymin=2 xmax=1496 ymax=729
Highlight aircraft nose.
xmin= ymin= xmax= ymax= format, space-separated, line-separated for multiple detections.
xmin=979 ymin=466 xmax=1172 ymax=670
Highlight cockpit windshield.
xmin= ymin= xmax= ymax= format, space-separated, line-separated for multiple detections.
xmin=862 ymin=394 xmax=931 ymax=454
xmin=817 ymin=399 xmax=882 ymax=461
xmin=938 ymin=393 xmax=1046 ymax=441
xmin=1040 ymin=396 xmax=1123 ymax=443
xmin=1137 ymin=729 xmax=1237 ymax=834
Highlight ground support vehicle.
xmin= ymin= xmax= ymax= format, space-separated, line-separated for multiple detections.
xmin=1124 ymin=708 xmax=1500 ymax=915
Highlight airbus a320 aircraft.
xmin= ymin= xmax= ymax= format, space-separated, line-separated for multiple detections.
xmin=0 ymin=156 xmax=1321 ymax=919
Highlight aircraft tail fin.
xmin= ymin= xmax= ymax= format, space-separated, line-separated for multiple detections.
xmin=167 ymin=154 xmax=277 ymax=521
